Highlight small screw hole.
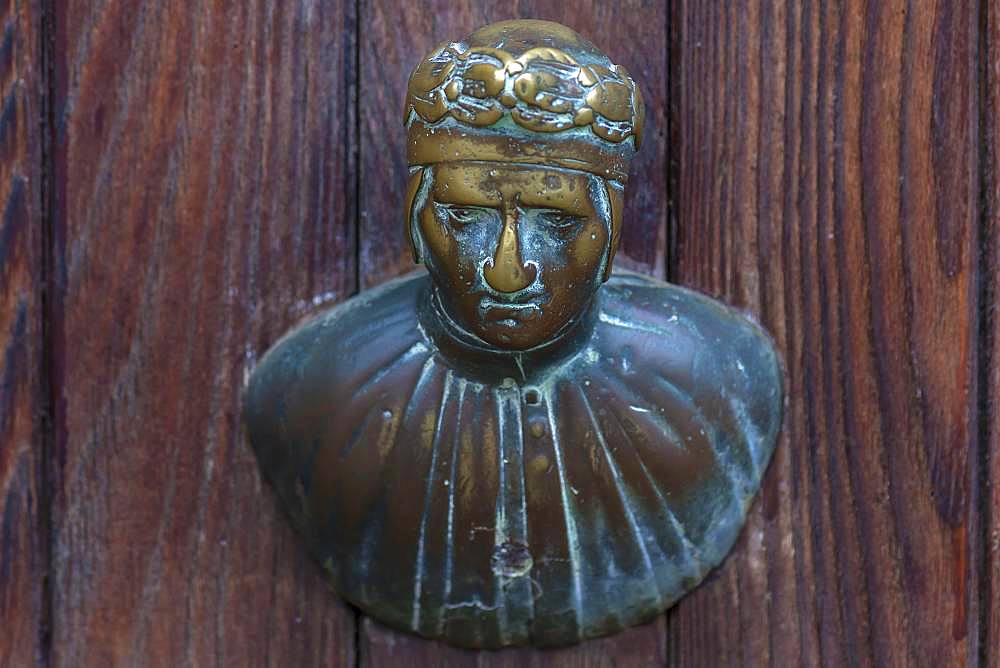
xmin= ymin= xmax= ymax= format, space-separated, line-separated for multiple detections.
xmin=524 ymin=389 xmax=540 ymax=405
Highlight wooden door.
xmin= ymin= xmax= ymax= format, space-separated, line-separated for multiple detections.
xmin=2 ymin=1 xmax=997 ymax=665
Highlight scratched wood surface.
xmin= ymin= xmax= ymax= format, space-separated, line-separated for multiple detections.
xmin=48 ymin=1 xmax=357 ymax=665
xmin=0 ymin=1 xmax=45 ymax=666
xmin=2 ymin=1 xmax=998 ymax=666
xmin=669 ymin=1 xmax=985 ymax=665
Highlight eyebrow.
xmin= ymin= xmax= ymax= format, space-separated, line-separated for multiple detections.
xmin=432 ymin=187 xmax=499 ymax=206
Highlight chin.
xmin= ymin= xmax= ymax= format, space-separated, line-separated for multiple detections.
xmin=477 ymin=324 xmax=556 ymax=350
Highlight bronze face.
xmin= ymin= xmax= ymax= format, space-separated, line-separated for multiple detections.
xmin=415 ymin=162 xmax=610 ymax=350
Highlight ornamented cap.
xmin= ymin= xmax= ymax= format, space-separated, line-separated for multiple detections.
xmin=404 ymin=20 xmax=645 ymax=182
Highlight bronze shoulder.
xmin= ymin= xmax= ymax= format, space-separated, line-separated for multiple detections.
xmin=243 ymin=272 xmax=433 ymax=534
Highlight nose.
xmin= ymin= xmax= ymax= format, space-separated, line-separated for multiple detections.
xmin=484 ymin=208 xmax=537 ymax=293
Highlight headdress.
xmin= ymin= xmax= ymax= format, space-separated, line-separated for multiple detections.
xmin=404 ymin=20 xmax=644 ymax=183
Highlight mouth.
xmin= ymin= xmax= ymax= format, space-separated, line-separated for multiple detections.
xmin=478 ymin=295 xmax=548 ymax=327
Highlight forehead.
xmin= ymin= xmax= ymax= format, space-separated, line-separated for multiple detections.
xmin=430 ymin=163 xmax=597 ymax=211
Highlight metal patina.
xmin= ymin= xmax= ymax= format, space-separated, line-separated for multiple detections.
xmin=244 ymin=20 xmax=783 ymax=649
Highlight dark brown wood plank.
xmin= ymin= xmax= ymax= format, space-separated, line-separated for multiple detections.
xmin=361 ymin=616 xmax=667 ymax=667
xmin=50 ymin=1 xmax=358 ymax=664
xmin=357 ymin=2 xmax=669 ymax=663
xmin=0 ymin=0 xmax=45 ymax=665
xmin=669 ymin=0 xmax=981 ymax=665
xmin=358 ymin=0 xmax=668 ymax=290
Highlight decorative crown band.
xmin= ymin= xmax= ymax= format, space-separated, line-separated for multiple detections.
xmin=404 ymin=42 xmax=645 ymax=149
xmin=407 ymin=120 xmax=633 ymax=182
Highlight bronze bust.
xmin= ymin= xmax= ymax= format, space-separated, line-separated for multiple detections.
xmin=244 ymin=20 xmax=783 ymax=648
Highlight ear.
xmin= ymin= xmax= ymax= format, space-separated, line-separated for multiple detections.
xmin=403 ymin=169 xmax=426 ymax=263
xmin=602 ymin=181 xmax=624 ymax=282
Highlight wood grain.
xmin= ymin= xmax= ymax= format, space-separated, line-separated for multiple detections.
xmin=50 ymin=1 xmax=358 ymax=664
xmin=669 ymin=1 xmax=982 ymax=665
xmin=9 ymin=1 xmax=995 ymax=665
xmin=360 ymin=616 xmax=667 ymax=667
xmin=0 ymin=0 xmax=45 ymax=665
xmin=358 ymin=0 xmax=669 ymax=290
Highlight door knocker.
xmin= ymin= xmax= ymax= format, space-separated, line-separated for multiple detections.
xmin=244 ymin=19 xmax=783 ymax=648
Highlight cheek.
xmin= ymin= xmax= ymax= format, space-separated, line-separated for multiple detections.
xmin=419 ymin=205 xmax=453 ymax=265
xmin=417 ymin=207 xmax=480 ymax=309
xmin=569 ymin=222 xmax=609 ymax=277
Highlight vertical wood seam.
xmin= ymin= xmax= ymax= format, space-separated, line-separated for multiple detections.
xmin=352 ymin=0 xmax=362 ymax=301
xmin=664 ymin=0 xmax=676 ymax=662
xmin=976 ymin=0 xmax=994 ymax=663
xmin=37 ymin=0 xmax=55 ymax=664
xmin=665 ymin=0 xmax=675 ymax=286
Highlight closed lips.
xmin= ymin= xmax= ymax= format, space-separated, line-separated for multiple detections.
xmin=479 ymin=296 xmax=545 ymax=320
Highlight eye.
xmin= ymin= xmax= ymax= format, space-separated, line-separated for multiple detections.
xmin=434 ymin=203 xmax=494 ymax=228
xmin=536 ymin=209 xmax=584 ymax=232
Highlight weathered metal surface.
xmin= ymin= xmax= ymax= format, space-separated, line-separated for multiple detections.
xmin=244 ymin=20 xmax=783 ymax=649
xmin=246 ymin=269 xmax=782 ymax=647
